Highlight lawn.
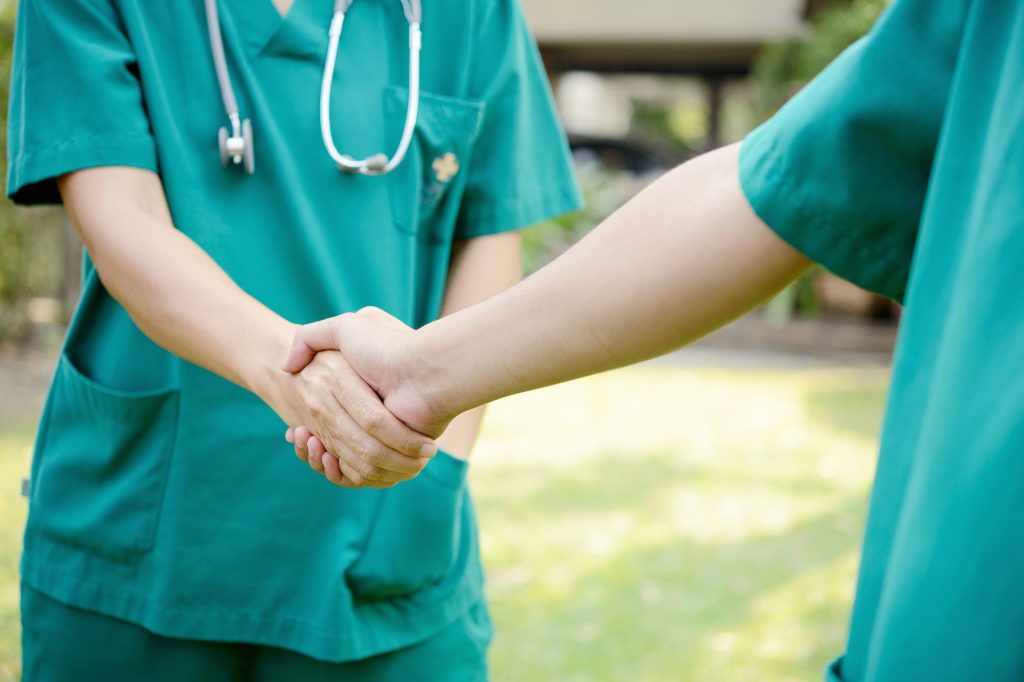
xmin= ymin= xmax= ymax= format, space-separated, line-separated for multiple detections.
xmin=0 ymin=360 xmax=887 ymax=681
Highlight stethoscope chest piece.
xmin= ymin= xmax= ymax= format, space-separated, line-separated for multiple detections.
xmin=218 ymin=118 xmax=255 ymax=175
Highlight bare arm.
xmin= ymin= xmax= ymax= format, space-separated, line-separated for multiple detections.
xmin=284 ymin=143 xmax=811 ymax=435
xmin=432 ymin=231 xmax=523 ymax=458
xmin=417 ymin=144 xmax=811 ymax=416
xmin=59 ymin=168 xmax=289 ymax=391
xmin=60 ymin=167 xmax=435 ymax=487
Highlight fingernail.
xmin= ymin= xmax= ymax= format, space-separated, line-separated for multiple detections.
xmin=322 ymin=454 xmax=331 ymax=468
xmin=419 ymin=443 xmax=437 ymax=458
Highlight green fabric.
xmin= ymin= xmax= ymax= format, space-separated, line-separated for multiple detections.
xmin=740 ymin=0 xmax=1024 ymax=679
xmin=8 ymin=0 xmax=581 ymax=664
xmin=21 ymin=583 xmax=491 ymax=681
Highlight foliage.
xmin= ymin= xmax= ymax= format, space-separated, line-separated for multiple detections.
xmin=751 ymin=0 xmax=889 ymax=122
xmin=521 ymin=161 xmax=655 ymax=274
xmin=0 ymin=2 xmax=65 ymax=342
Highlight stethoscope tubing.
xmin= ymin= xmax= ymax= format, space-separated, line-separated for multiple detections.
xmin=320 ymin=10 xmax=421 ymax=175
xmin=205 ymin=0 xmax=422 ymax=176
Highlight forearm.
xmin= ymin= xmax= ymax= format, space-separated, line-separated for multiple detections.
xmin=434 ymin=232 xmax=523 ymax=457
xmin=417 ymin=143 xmax=811 ymax=415
xmin=60 ymin=169 xmax=291 ymax=394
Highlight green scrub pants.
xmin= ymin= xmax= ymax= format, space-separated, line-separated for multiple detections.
xmin=21 ymin=584 xmax=491 ymax=682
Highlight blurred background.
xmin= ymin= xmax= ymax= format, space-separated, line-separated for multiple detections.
xmin=0 ymin=0 xmax=892 ymax=680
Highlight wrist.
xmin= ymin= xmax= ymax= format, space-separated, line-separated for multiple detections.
xmin=410 ymin=321 xmax=473 ymax=423
xmin=240 ymin=316 xmax=299 ymax=399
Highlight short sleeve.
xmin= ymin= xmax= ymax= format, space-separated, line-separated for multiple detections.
xmin=7 ymin=0 xmax=158 ymax=205
xmin=454 ymin=0 xmax=583 ymax=240
xmin=739 ymin=0 xmax=968 ymax=301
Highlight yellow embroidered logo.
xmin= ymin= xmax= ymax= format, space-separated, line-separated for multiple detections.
xmin=432 ymin=152 xmax=460 ymax=183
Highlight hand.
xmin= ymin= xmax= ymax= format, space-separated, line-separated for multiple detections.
xmin=281 ymin=308 xmax=458 ymax=465
xmin=258 ymin=349 xmax=436 ymax=488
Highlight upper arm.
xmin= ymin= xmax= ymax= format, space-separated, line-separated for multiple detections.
xmin=441 ymin=231 xmax=523 ymax=316
xmin=453 ymin=0 xmax=583 ymax=240
xmin=7 ymin=0 xmax=158 ymax=206
xmin=738 ymin=0 xmax=969 ymax=301
xmin=58 ymin=167 xmax=173 ymax=249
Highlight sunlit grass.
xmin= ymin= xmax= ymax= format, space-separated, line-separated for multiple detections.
xmin=471 ymin=364 xmax=885 ymax=682
xmin=0 ymin=361 xmax=887 ymax=681
xmin=0 ymin=421 xmax=31 ymax=682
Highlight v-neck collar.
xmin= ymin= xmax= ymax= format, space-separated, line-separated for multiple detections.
xmin=268 ymin=0 xmax=297 ymax=19
xmin=224 ymin=0 xmax=328 ymax=58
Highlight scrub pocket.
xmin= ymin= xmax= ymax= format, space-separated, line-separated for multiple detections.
xmin=347 ymin=451 xmax=469 ymax=600
xmin=29 ymin=354 xmax=179 ymax=562
xmin=385 ymin=86 xmax=484 ymax=244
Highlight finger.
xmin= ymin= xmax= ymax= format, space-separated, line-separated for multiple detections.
xmin=285 ymin=427 xmax=295 ymax=444
xmin=307 ymin=436 xmax=327 ymax=474
xmin=334 ymin=453 xmax=394 ymax=489
xmin=358 ymin=306 xmax=409 ymax=331
xmin=281 ymin=317 xmax=347 ymax=374
xmin=322 ymin=453 xmax=353 ymax=488
xmin=320 ymin=395 xmax=431 ymax=477
xmin=327 ymin=361 xmax=436 ymax=460
xmin=293 ymin=425 xmax=312 ymax=462
xmin=335 ymin=456 xmax=370 ymax=489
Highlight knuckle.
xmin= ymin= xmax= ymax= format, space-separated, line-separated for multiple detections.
xmin=355 ymin=437 xmax=377 ymax=461
xmin=366 ymin=445 xmax=390 ymax=469
xmin=359 ymin=405 xmax=385 ymax=433
xmin=404 ymin=434 xmax=422 ymax=457
xmin=358 ymin=460 xmax=379 ymax=482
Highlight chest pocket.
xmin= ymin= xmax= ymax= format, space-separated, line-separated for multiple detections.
xmin=385 ymin=86 xmax=484 ymax=244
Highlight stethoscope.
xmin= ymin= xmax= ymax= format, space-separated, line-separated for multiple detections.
xmin=204 ymin=0 xmax=422 ymax=176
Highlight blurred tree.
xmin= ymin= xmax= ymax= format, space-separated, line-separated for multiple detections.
xmin=0 ymin=0 xmax=65 ymax=342
xmin=521 ymin=161 xmax=650 ymax=273
xmin=752 ymin=0 xmax=888 ymax=121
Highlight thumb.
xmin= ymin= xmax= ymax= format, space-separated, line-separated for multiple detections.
xmin=358 ymin=306 xmax=410 ymax=332
xmin=281 ymin=317 xmax=346 ymax=374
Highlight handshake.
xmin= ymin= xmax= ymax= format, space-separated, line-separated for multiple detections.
xmin=265 ymin=307 xmax=460 ymax=490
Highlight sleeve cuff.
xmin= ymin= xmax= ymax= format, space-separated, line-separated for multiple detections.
xmin=455 ymin=184 xmax=585 ymax=240
xmin=8 ymin=133 xmax=158 ymax=206
xmin=739 ymin=126 xmax=913 ymax=302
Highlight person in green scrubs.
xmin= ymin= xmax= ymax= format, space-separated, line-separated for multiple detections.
xmin=8 ymin=0 xmax=581 ymax=679
xmin=283 ymin=0 xmax=1024 ymax=678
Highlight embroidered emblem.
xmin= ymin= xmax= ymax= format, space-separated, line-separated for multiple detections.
xmin=432 ymin=152 xmax=460 ymax=183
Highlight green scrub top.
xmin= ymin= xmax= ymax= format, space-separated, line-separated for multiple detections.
xmin=741 ymin=0 xmax=1024 ymax=679
xmin=8 ymin=0 xmax=581 ymax=662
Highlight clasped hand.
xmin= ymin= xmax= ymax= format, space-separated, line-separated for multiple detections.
xmin=267 ymin=308 xmax=449 ymax=489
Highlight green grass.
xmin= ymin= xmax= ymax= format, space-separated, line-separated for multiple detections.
xmin=0 ymin=420 xmax=31 ymax=682
xmin=0 ymin=362 xmax=887 ymax=682
xmin=471 ymin=364 xmax=885 ymax=682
